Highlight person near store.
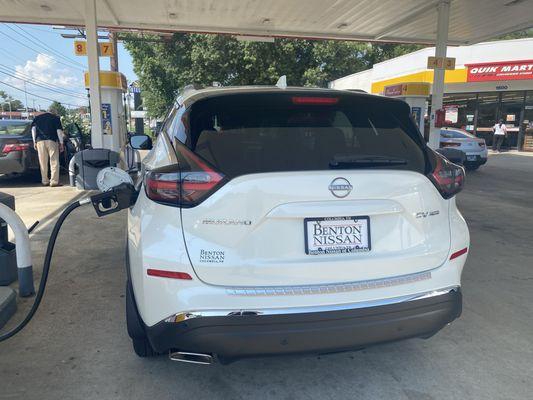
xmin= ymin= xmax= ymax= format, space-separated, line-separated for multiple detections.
xmin=492 ymin=119 xmax=507 ymax=152
xmin=31 ymin=111 xmax=65 ymax=187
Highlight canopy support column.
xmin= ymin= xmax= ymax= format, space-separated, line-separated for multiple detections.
xmin=429 ymin=0 xmax=450 ymax=149
xmin=85 ymin=0 xmax=103 ymax=148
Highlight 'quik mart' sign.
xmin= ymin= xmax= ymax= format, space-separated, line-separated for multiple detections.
xmin=466 ymin=60 xmax=533 ymax=82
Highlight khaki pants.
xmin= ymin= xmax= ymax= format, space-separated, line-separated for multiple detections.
xmin=36 ymin=140 xmax=60 ymax=185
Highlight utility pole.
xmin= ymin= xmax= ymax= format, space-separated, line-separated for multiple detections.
xmin=109 ymin=32 xmax=119 ymax=72
xmin=23 ymin=81 xmax=29 ymax=119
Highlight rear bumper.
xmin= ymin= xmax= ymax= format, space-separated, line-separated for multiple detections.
xmin=464 ymin=153 xmax=487 ymax=166
xmin=145 ymin=288 xmax=462 ymax=361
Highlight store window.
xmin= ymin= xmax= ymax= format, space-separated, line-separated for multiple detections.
xmin=500 ymin=91 xmax=525 ymax=148
xmin=476 ymin=92 xmax=500 ymax=144
xmin=442 ymin=93 xmax=477 ymax=132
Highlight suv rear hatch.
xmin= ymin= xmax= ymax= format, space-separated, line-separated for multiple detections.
xmin=174 ymin=92 xmax=451 ymax=287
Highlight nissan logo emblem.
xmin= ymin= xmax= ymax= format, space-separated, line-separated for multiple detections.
xmin=329 ymin=177 xmax=353 ymax=198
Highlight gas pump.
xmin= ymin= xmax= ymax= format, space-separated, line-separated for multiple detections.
xmin=84 ymin=71 xmax=128 ymax=152
xmin=66 ymin=72 xmax=127 ymax=189
xmin=383 ymin=82 xmax=430 ymax=136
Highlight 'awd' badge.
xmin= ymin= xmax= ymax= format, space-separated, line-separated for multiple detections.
xmin=415 ymin=210 xmax=440 ymax=218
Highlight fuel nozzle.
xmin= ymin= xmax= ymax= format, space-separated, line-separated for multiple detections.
xmin=90 ymin=182 xmax=138 ymax=217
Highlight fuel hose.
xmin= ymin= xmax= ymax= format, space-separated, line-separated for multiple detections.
xmin=0 ymin=198 xmax=90 ymax=342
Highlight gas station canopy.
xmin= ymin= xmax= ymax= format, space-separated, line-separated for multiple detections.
xmin=0 ymin=0 xmax=532 ymax=45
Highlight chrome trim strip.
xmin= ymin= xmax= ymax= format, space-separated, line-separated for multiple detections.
xmin=225 ymin=270 xmax=432 ymax=297
xmin=164 ymin=286 xmax=459 ymax=323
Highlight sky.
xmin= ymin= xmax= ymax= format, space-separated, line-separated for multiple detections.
xmin=0 ymin=23 xmax=137 ymax=111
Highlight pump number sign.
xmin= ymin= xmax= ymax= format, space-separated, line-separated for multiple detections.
xmin=74 ymin=41 xmax=114 ymax=57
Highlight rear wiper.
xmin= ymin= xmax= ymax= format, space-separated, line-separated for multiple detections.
xmin=329 ymin=155 xmax=408 ymax=168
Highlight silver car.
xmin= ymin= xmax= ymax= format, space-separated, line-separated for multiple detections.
xmin=440 ymin=128 xmax=488 ymax=171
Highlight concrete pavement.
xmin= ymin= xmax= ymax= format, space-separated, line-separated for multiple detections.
xmin=0 ymin=174 xmax=83 ymax=237
xmin=0 ymin=154 xmax=532 ymax=400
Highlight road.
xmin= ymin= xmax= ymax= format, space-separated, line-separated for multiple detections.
xmin=0 ymin=153 xmax=532 ymax=400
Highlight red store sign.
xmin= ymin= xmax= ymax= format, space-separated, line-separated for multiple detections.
xmin=466 ymin=60 xmax=533 ymax=82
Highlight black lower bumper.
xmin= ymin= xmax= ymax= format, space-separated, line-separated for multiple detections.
xmin=146 ymin=289 xmax=462 ymax=361
xmin=464 ymin=155 xmax=487 ymax=167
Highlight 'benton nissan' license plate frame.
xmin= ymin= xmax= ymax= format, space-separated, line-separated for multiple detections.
xmin=304 ymin=216 xmax=371 ymax=255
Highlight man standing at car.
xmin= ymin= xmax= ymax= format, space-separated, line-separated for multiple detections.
xmin=31 ymin=111 xmax=65 ymax=186
xmin=492 ymin=119 xmax=507 ymax=153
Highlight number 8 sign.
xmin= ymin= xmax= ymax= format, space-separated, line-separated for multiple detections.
xmin=74 ymin=41 xmax=87 ymax=56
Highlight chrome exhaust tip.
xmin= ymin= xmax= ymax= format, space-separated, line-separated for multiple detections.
xmin=169 ymin=351 xmax=214 ymax=365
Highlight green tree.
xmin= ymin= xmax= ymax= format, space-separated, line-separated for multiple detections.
xmin=62 ymin=108 xmax=90 ymax=142
xmin=496 ymin=28 xmax=533 ymax=40
xmin=0 ymin=90 xmax=24 ymax=111
xmin=124 ymin=33 xmax=424 ymax=117
xmin=48 ymin=101 xmax=67 ymax=117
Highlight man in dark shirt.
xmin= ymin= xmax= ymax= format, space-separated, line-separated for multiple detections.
xmin=31 ymin=111 xmax=65 ymax=186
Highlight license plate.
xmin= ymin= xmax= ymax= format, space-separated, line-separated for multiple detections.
xmin=467 ymin=155 xmax=477 ymax=161
xmin=304 ymin=216 xmax=371 ymax=255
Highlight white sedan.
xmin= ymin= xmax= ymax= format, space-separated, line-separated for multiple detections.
xmin=440 ymin=128 xmax=488 ymax=171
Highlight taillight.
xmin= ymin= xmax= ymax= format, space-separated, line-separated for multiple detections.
xmin=2 ymin=143 xmax=30 ymax=154
xmin=427 ymin=152 xmax=465 ymax=199
xmin=145 ymin=147 xmax=225 ymax=207
xmin=145 ymin=170 xmax=181 ymax=203
xmin=440 ymin=142 xmax=461 ymax=148
xmin=181 ymin=170 xmax=224 ymax=204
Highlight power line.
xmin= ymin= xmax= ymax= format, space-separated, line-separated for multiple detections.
xmin=0 ymin=80 xmax=83 ymax=108
xmin=5 ymin=23 xmax=86 ymax=70
xmin=0 ymin=68 xmax=87 ymax=99
xmin=0 ymin=62 xmax=87 ymax=95
xmin=11 ymin=24 xmax=86 ymax=69
xmin=0 ymin=63 xmax=87 ymax=97
xmin=0 ymin=47 xmax=30 ymax=65
xmin=19 ymin=25 xmax=58 ymax=35
xmin=0 ymin=28 xmax=85 ymax=72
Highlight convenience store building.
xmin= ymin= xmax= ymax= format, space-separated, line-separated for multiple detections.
xmin=330 ymin=38 xmax=533 ymax=150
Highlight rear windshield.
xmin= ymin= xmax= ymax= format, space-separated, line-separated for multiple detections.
xmin=441 ymin=129 xmax=473 ymax=139
xmin=0 ymin=121 xmax=30 ymax=135
xmin=179 ymin=93 xmax=427 ymax=178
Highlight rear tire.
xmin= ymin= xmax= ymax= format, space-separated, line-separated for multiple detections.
xmin=126 ymin=280 xmax=158 ymax=358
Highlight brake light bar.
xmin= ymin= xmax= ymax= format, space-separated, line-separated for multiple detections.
xmin=292 ymin=96 xmax=339 ymax=105
xmin=2 ymin=143 xmax=30 ymax=154
xmin=147 ymin=269 xmax=193 ymax=280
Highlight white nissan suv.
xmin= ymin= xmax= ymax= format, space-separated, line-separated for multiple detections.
xmin=126 ymin=86 xmax=469 ymax=364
